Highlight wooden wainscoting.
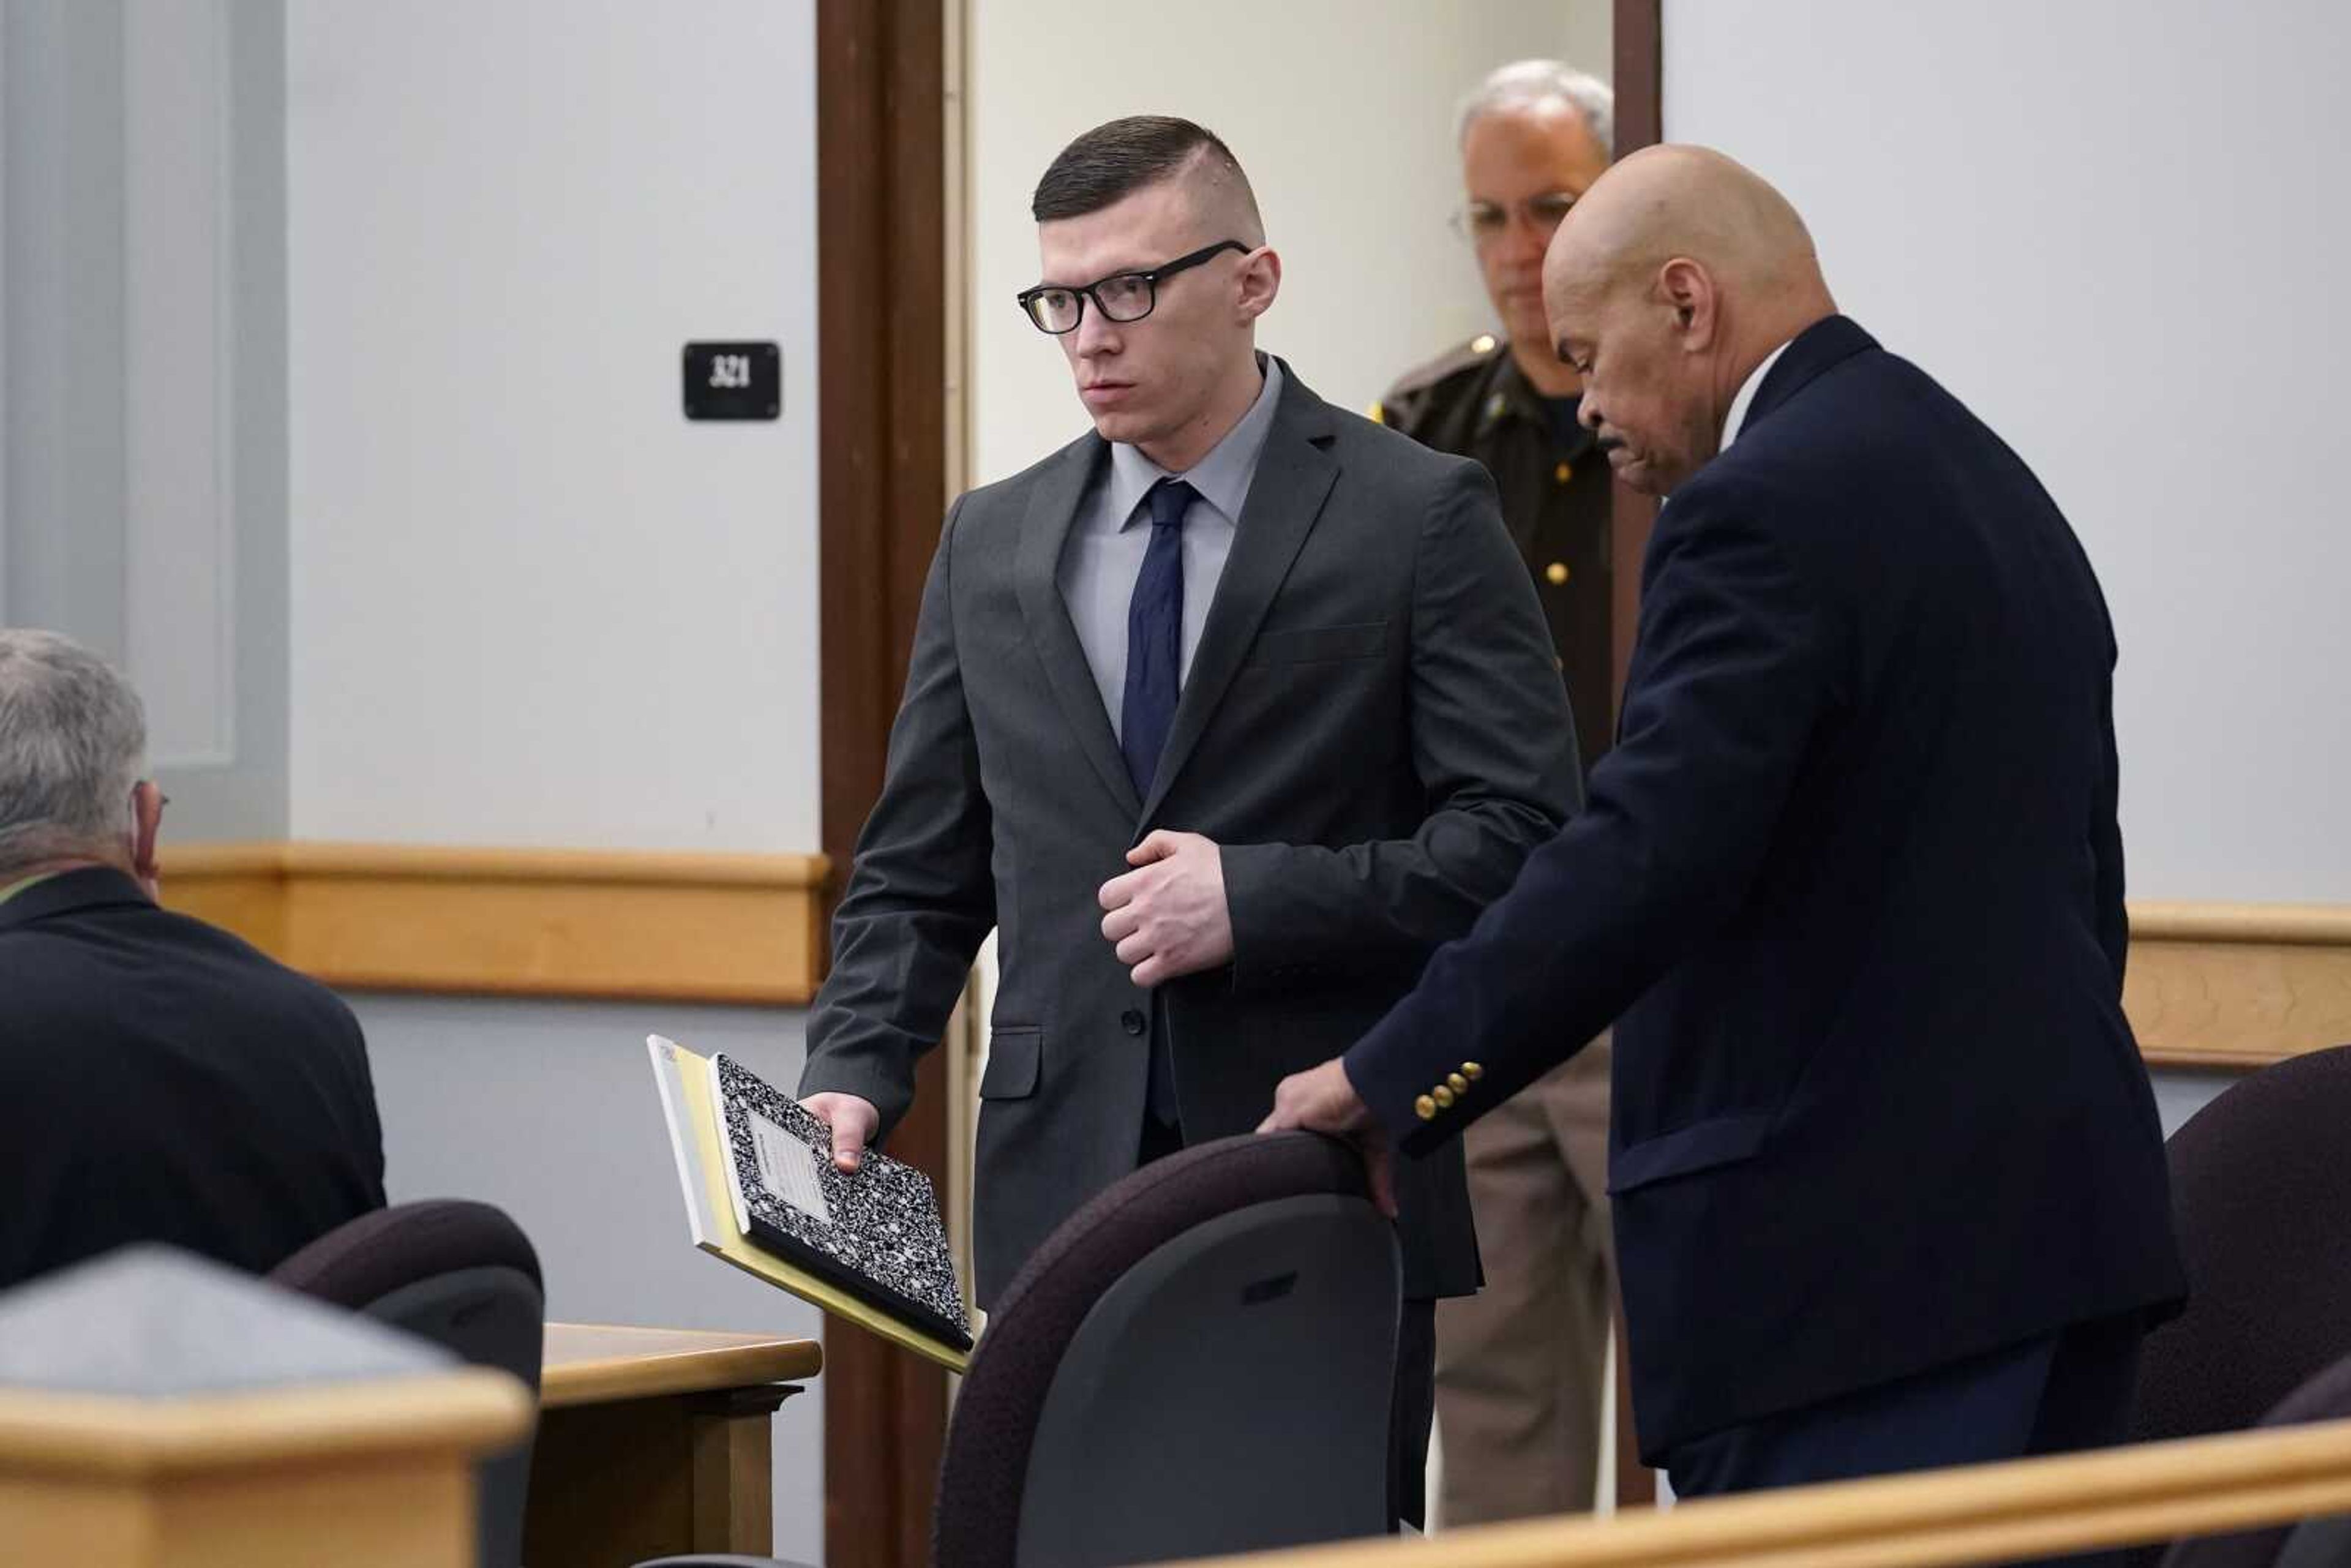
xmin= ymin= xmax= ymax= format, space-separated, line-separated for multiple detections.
xmin=2125 ymin=902 xmax=2351 ymax=1070
xmin=157 ymin=843 xmax=829 ymax=1005
xmin=147 ymin=855 xmax=2351 ymax=1071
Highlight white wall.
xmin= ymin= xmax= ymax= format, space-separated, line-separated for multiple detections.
xmin=287 ymin=0 xmax=821 ymax=851
xmin=967 ymin=0 xmax=1612 ymax=487
xmin=285 ymin=7 xmax=830 ymax=1556
xmin=1663 ymin=0 xmax=2351 ymax=904
xmin=124 ymin=0 xmax=234 ymax=770
xmin=1 ymin=9 xmax=12 ymax=606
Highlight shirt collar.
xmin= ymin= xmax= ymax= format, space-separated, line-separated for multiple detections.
xmin=0 ymin=870 xmax=61 ymax=907
xmin=1104 ymin=354 xmax=1284 ymax=530
xmin=1720 ymin=338 xmax=1794 ymax=452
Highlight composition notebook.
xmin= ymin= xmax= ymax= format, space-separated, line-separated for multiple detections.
xmin=646 ymin=1034 xmax=973 ymax=1369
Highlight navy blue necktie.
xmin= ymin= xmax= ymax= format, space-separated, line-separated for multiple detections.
xmin=1120 ymin=478 xmax=1196 ymax=797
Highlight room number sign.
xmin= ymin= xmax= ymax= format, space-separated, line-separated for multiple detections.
xmin=683 ymin=341 xmax=781 ymax=421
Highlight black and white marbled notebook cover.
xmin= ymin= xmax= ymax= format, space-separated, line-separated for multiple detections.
xmin=708 ymin=1052 xmax=970 ymax=1341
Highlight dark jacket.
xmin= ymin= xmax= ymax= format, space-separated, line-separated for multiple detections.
xmin=0 ymin=866 xmax=387 ymax=1289
xmin=1378 ymin=334 xmax=1616 ymax=771
xmin=800 ymin=362 xmax=1583 ymax=1305
xmin=1346 ymin=317 xmax=2186 ymax=1457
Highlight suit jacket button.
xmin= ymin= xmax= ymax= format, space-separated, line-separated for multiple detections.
xmin=1414 ymin=1095 xmax=1438 ymax=1122
xmin=1447 ymin=1073 xmax=1469 ymax=1094
xmin=1433 ymin=1086 xmax=1456 ymax=1109
xmin=1545 ymin=561 xmax=1570 ymax=585
xmin=1120 ymin=1008 xmax=1145 ymax=1035
xmin=1460 ymin=1061 xmax=1484 ymax=1080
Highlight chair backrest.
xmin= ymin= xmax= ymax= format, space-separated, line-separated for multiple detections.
xmin=2161 ymin=1351 xmax=2351 ymax=1568
xmin=2132 ymin=1045 xmax=2351 ymax=1449
xmin=270 ymin=1199 xmax=544 ymax=1568
xmin=934 ymin=1131 xmax=1401 ymax=1568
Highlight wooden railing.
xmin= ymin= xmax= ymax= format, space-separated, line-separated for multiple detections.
xmin=1176 ymin=1418 xmax=2351 ymax=1567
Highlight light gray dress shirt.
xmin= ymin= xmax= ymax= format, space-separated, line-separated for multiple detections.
xmin=1058 ymin=356 xmax=1285 ymax=741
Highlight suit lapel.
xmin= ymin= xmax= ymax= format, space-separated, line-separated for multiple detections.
xmin=1139 ymin=373 xmax=1340 ymax=824
xmin=1013 ymin=435 xmax=1144 ymax=817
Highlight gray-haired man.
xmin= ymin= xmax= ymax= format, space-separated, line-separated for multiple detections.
xmin=0 ymin=629 xmax=385 ymax=1289
xmin=1374 ymin=60 xmax=1624 ymax=1524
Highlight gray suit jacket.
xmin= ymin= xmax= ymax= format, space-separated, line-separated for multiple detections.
xmin=800 ymin=362 xmax=1581 ymax=1305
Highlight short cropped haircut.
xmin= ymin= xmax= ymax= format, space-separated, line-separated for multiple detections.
xmin=1032 ymin=114 xmax=1261 ymax=236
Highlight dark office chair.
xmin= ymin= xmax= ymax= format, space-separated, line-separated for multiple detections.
xmin=2161 ymin=1350 xmax=2351 ymax=1567
xmin=270 ymin=1199 xmax=546 ymax=1568
xmin=2125 ymin=1045 xmax=2351 ymax=1566
xmin=639 ymin=1129 xmax=1402 ymax=1568
xmin=2133 ymin=1045 xmax=2351 ymax=1446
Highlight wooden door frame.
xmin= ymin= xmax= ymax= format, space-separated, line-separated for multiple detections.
xmin=1611 ymin=0 xmax=1664 ymax=713
xmin=1607 ymin=0 xmax=1665 ymax=1512
xmin=812 ymin=3 xmax=1670 ymax=1558
xmin=815 ymin=3 xmax=952 ymax=1564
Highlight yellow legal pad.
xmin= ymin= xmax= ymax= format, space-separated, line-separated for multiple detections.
xmin=647 ymin=1035 xmax=973 ymax=1373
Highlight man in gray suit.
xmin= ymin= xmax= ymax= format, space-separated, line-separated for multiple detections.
xmin=796 ymin=114 xmax=1578 ymax=1523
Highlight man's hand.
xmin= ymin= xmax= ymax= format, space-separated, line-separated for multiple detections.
xmin=800 ymin=1092 xmax=881 ymax=1173
xmin=1259 ymin=1057 xmax=1396 ymax=1218
xmin=1098 ymin=830 xmax=1235 ymax=988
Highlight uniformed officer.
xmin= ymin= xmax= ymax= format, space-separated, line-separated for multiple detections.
xmin=1373 ymin=58 xmax=1625 ymax=1526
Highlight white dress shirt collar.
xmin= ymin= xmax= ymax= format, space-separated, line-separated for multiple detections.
xmin=1720 ymin=339 xmax=1794 ymax=452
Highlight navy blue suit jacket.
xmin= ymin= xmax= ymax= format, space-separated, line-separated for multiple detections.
xmin=0 ymin=867 xmax=386 ymax=1289
xmin=1346 ymin=317 xmax=2186 ymax=1460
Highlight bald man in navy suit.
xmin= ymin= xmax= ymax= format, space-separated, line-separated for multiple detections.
xmin=1266 ymin=147 xmax=2184 ymax=1533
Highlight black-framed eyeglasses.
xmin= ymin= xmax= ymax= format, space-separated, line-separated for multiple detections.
xmin=1017 ymin=240 xmax=1248 ymax=334
xmin=1453 ymin=192 xmax=1580 ymax=247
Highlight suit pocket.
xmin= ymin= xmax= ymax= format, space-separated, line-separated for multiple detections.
xmin=1607 ymin=1111 xmax=1770 ymax=1195
xmin=980 ymin=1027 xmax=1041 ymax=1100
xmin=1243 ymin=620 xmax=1388 ymax=667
